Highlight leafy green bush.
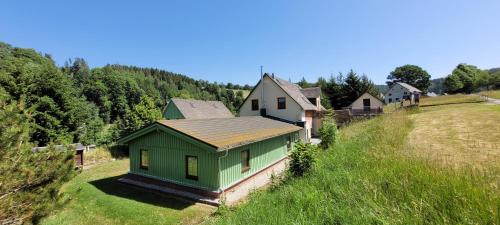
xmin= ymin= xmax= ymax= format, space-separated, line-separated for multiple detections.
xmin=319 ymin=111 xmax=338 ymax=149
xmin=289 ymin=141 xmax=316 ymax=177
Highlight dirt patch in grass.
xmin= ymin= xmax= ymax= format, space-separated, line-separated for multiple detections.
xmin=409 ymin=103 xmax=500 ymax=169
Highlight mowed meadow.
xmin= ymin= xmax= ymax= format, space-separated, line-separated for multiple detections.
xmin=210 ymin=99 xmax=499 ymax=224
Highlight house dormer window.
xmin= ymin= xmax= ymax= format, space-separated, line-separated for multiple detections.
xmin=277 ymin=97 xmax=286 ymax=109
xmin=251 ymin=99 xmax=259 ymax=111
xmin=307 ymin=98 xmax=317 ymax=106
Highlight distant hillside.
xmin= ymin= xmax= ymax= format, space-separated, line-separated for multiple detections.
xmin=489 ymin=67 xmax=500 ymax=74
xmin=429 ymin=78 xmax=445 ymax=94
xmin=375 ymin=84 xmax=388 ymax=93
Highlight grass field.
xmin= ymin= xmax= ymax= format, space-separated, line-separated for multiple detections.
xmin=480 ymin=90 xmax=500 ymax=99
xmin=384 ymin=94 xmax=484 ymax=113
xmin=210 ymin=106 xmax=499 ymax=224
xmin=229 ymin=89 xmax=251 ymax=98
xmin=409 ymin=103 xmax=500 ymax=169
xmin=419 ymin=94 xmax=483 ymax=106
xmin=41 ymin=159 xmax=215 ymax=225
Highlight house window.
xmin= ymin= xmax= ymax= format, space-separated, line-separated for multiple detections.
xmin=389 ymin=98 xmax=392 ymax=103
xmin=277 ymin=97 xmax=286 ymax=109
xmin=404 ymin=92 xmax=408 ymax=95
xmin=396 ymin=98 xmax=400 ymax=101
xmin=140 ymin=149 xmax=149 ymax=170
xmin=287 ymin=135 xmax=292 ymax=151
xmin=241 ymin=150 xmax=250 ymax=172
xmin=185 ymin=156 xmax=198 ymax=180
xmin=251 ymin=99 xmax=259 ymax=111
xmin=388 ymin=93 xmax=392 ymax=96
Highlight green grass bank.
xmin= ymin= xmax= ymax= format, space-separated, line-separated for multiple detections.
xmin=41 ymin=160 xmax=214 ymax=225
xmin=210 ymin=110 xmax=499 ymax=224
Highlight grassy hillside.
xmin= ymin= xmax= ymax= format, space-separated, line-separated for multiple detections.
xmin=210 ymin=108 xmax=499 ymax=224
xmin=419 ymin=94 xmax=483 ymax=107
xmin=41 ymin=160 xmax=214 ymax=225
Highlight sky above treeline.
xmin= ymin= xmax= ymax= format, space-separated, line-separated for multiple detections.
xmin=2 ymin=0 xmax=500 ymax=85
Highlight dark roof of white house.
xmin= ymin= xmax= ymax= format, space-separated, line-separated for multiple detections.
xmin=396 ymin=82 xmax=422 ymax=93
xmin=170 ymin=98 xmax=234 ymax=119
xmin=157 ymin=116 xmax=302 ymax=150
xmin=267 ymin=75 xmax=318 ymax=111
xmin=300 ymin=87 xmax=322 ymax=99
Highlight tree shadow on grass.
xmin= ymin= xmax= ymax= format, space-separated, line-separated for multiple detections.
xmin=89 ymin=175 xmax=195 ymax=210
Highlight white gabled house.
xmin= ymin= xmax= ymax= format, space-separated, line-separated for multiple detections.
xmin=239 ymin=73 xmax=325 ymax=141
xmin=384 ymin=82 xmax=422 ymax=104
xmin=348 ymin=92 xmax=384 ymax=115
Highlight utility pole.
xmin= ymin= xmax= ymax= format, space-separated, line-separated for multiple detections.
xmin=260 ymin=66 xmax=265 ymax=109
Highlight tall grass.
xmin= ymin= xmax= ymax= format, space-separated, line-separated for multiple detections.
xmin=211 ymin=111 xmax=499 ymax=224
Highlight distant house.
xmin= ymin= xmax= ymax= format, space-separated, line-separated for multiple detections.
xmin=239 ymin=73 xmax=325 ymax=140
xmin=385 ymin=82 xmax=422 ymax=104
xmin=118 ymin=116 xmax=301 ymax=205
xmin=163 ymin=98 xmax=234 ymax=119
xmin=347 ymin=92 xmax=384 ymax=115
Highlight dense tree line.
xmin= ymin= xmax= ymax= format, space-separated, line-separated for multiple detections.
xmin=443 ymin=64 xmax=500 ymax=94
xmin=298 ymin=70 xmax=380 ymax=109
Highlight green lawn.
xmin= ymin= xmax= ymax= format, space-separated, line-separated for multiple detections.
xmin=210 ymin=106 xmax=499 ymax=224
xmin=41 ymin=159 xmax=215 ymax=225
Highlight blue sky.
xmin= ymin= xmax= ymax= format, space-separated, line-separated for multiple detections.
xmin=2 ymin=0 xmax=499 ymax=85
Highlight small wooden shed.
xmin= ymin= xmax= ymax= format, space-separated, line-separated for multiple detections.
xmin=118 ymin=116 xmax=301 ymax=205
xmin=32 ymin=143 xmax=85 ymax=167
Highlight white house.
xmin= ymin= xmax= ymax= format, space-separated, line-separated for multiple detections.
xmin=348 ymin=92 xmax=384 ymax=115
xmin=384 ymin=82 xmax=422 ymax=104
xmin=239 ymin=73 xmax=325 ymax=140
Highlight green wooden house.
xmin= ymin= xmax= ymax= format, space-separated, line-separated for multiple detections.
xmin=163 ymin=98 xmax=234 ymax=119
xmin=118 ymin=116 xmax=300 ymax=204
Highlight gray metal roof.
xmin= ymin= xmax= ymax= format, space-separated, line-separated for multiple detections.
xmin=300 ymin=87 xmax=322 ymax=99
xmin=268 ymin=75 xmax=318 ymax=111
xmin=170 ymin=98 xmax=234 ymax=119
xmin=396 ymin=82 xmax=422 ymax=93
xmin=158 ymin=116 xmax=302 ymax=151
